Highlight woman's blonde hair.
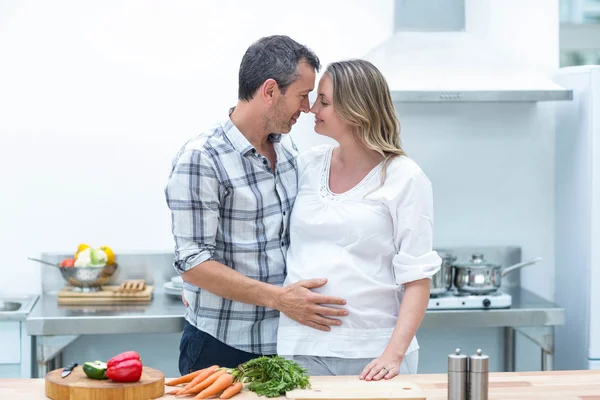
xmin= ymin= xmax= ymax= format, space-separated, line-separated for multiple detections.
xmin=326 ymin=59 xmax=405 ymax=186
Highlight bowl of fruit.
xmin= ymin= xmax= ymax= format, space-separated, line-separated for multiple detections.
xmin=58 ymin=244 xmax=118 ymax=292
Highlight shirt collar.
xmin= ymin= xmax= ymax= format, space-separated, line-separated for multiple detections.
xmin=223 ymin=107 xmax=282 ymax=156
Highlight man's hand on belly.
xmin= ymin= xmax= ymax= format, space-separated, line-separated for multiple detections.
xmin=275 ymin=278 xmax=348 ymax=332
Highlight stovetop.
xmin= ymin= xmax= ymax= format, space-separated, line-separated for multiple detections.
xmin=427 ymin=290 xmax=512 ymax=310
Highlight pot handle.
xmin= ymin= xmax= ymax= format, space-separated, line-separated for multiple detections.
xmin=501 ymin=257 xmax=543 ymax=277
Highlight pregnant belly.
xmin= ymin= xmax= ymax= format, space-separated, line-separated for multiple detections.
xmin=310 ymin=281 xmax=400 ymax=330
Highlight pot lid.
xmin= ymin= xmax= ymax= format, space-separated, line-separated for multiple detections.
xmin=453 ymin=253 xmax=501 ymax=269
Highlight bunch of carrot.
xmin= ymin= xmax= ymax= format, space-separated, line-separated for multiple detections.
xmin=165 ymin=365 xmax=243 ymax=399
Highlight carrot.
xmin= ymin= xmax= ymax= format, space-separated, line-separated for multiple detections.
xmin=185 ymin=369 xmax=227 ymax=396
xmin=219 ymin=382 xmax=243 ymax=399
xmin=167 ymin=367 xmax=207 ymax=386
xmin=183 ymin=369 xmax=227 ymax=396
xmin=167 ymin=388 xmax=181 ymax=395
xmin=178 ymin=365 xmax=219 ymax=394
xmin=196 ymin=373 xmax=234 ymax=399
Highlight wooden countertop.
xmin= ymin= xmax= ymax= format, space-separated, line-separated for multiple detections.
xmin=1 ymin=370 xmax=600 ymax=399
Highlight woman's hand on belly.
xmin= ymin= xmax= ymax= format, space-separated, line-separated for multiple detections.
xmin=275 ymin=278 xmax=349 ymax=331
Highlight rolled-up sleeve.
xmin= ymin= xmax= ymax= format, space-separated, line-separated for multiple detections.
xmin=165 ymin=148 xmax=220 ymax=274
xmin=391 ymin=171 xmax=442 ymax=286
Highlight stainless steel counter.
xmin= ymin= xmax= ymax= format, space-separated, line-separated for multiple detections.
xmin=26 ymin=288 xmax=563 ymax=336
xmin=26 ymin=287 xmax=564 ymax=377
xmin=0 ymin=295 xmax=39 ymax=321
xmin=33 ymin=248 xmax=559 ymax=336
xmin=421 ymin=288 xmax=565 ymax=329
xmin=26 ymin=291 xmax=184 ymax=335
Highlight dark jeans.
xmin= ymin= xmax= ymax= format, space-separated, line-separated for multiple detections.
xmin=179 ymin=321 xmax=261 ymax=375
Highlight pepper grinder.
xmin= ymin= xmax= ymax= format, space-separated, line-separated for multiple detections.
xmin=469 ymin=349 xmax=489 ymax=400
xmin=448 ymin=348 xmax=468 ymax=400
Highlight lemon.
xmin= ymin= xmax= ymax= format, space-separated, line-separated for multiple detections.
xmin=99 ymin=246 xmax=115 ymax=265
xmin=75 ymin=243 xmax=91 ymax=259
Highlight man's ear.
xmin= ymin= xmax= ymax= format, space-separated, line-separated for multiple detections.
xmin=260 ymin=79 xmax=280 ymax=106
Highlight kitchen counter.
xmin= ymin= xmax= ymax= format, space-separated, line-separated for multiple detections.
xmin=27 ymin=292 xmax=185 ymax=336
xmin=25 ymin=288 xmax=564 ymax=376
xmin=1 ymin=370 xmax=599 ymax=399
xmin=26 ymin=288 xmax=563 ymax=335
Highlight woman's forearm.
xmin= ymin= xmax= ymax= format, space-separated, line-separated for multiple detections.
xmin=384 ymin=278 xmax=431 ymax=356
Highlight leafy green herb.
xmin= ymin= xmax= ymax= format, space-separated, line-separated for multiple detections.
xmin=235 ymin=356 xmax=311 ymax=397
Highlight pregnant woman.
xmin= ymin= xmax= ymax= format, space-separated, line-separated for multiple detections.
xmin=277 ymin=59 xmax=441 ymax=380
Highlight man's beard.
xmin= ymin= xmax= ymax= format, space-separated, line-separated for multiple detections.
xmin=267 ymin=98 xmax=292 ymax=134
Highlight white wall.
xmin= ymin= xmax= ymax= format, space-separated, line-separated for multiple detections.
xmin=0 ymin=0 xmax=393 ymax=295
xmin=1 ymin=0 xmax=558 ymax=300
xmin=401 ymin=101 xmax=556 ymax=300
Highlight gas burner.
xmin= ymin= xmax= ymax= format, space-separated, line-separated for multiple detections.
xmin=453 ymin=290 xmax=504 ymax=297
xmin=453 ymin=291 xmax=472 ymax=297
xmin=427 ymin=290 xmax=511 ymax=310
xmin=429 ymin=291 xmax=454 ymax=299
xmin=457 ymin=291 xmax=505 ymax=297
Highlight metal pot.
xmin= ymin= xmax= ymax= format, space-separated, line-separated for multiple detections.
xmin=430 ymin=250 xmax=456 ymax=296
xmin=453 ymin=253 xmax=542 ymax=294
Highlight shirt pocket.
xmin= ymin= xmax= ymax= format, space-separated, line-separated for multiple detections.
xmin=219 ymin=183 xmax=269 ymax=248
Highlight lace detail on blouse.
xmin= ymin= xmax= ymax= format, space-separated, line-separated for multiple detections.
xmin=319 ymin=146 xmax=382 ymax=201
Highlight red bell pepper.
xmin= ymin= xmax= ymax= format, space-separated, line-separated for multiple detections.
xmin=106 ymin=351 xmax=143 ymax=382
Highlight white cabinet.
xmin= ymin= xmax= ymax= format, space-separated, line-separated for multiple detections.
xmin=0 ymin=321 xmax=21 ymax=364
xmin=0 ymin=364 xmax=21 ymax=378
xmin=0 ymin=321 xmax=32 ymax=378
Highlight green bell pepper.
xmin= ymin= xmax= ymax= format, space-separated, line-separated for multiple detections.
xmin=83 ymin=361 xmax=107 ymax=380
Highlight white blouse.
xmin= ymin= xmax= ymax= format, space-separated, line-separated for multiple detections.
xmin=277 ymin=145 xmax=441 ymax=359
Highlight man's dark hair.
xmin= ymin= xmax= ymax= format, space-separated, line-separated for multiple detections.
xmin=238 ymin=35 xmax=320 ymax=101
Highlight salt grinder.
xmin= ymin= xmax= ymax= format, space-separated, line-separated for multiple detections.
xmin=469 ymin=349 xmax=489 ymax=400
xmin=448 ymin=348 xmax=468 ymax=400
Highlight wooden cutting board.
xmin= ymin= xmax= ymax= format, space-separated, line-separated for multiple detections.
xmin=57 ymin=285 xmax=153 ymax=305
xmin=286 ymin=376 xmax=426 ymax=400
xmin=45 ymin=365 xmax=164 ymax=400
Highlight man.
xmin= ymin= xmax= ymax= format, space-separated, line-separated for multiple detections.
xmin=165 ymin=35 xmax=348 ymax=374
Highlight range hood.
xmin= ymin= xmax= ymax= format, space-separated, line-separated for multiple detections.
xmin=363 ymin=0 xmax=573 ymax=103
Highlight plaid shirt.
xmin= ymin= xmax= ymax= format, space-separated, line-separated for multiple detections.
xmin=165 ymin=114 xmax=298 ymax=355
